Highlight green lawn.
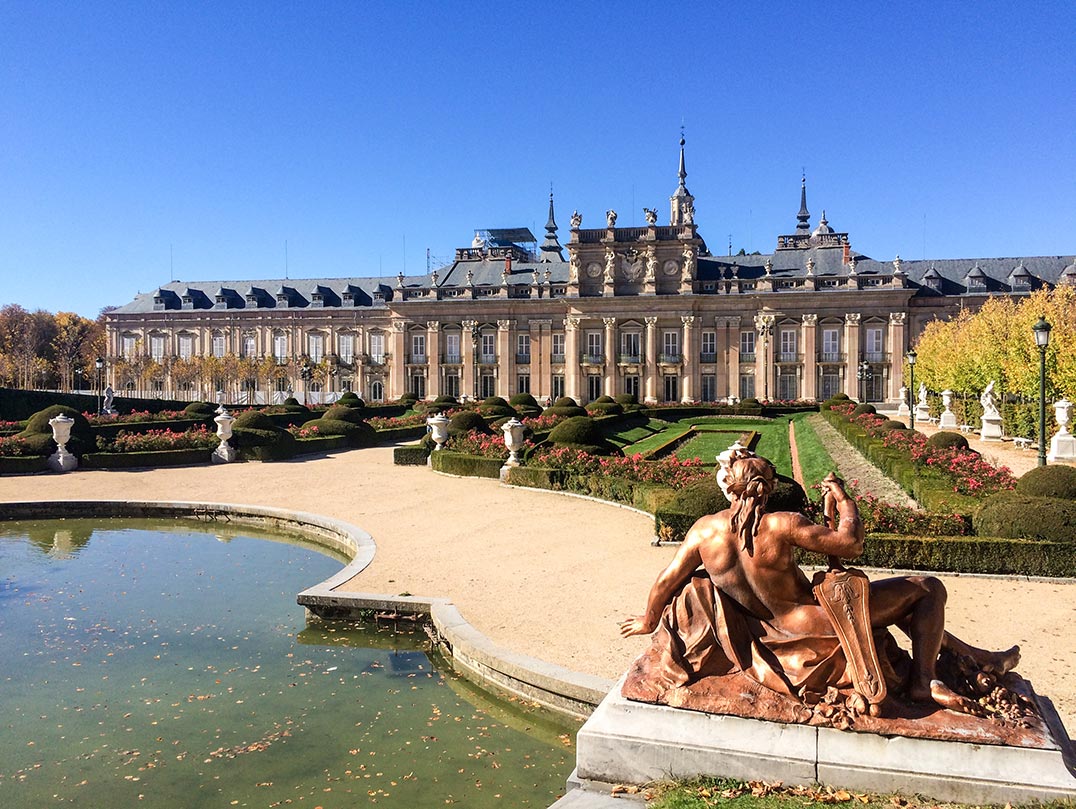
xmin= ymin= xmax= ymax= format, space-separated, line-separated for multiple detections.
xmin=790 ymin=412 xmax=839 ymax=499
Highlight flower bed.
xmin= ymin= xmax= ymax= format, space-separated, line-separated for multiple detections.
xmin=0 ymin=434 xmax=42 ymax=457
xmin=528 ymin=446 xmax=708 ymax=488
xmin=86 ymin=409 xmax=188 ymax=426
xmin=366 ymin=413 xmax=430 ymax=430
xmin=99 ymin=426 xmax=219 ymax=453
xmin=82 ymin=448 xmax=213 ymax=469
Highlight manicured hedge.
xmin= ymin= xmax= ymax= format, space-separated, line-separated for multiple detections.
xmin=0 ymin=455 xmax=49 ymax=474
xmin=797 ymin=534 xmax=1075 ymax=578
xmin=393 ymin=445 xmax=430 ymax=465
xmin=430 ymin=450 xmax=503 ymax=478
xmin=0 ymin=388 xmax=191 ymax=421
xmin=293 ymin=435 xmax=350 ymax=454
xmin=94 ymin=417 xmax=210 ymax=440
xmin=371 ymin=425 xmax=428 ymax=443
xmin=972 ymin=491 xmax=1076 ymax=543
xmin=82 ymin=448 xmax=212 ymax=469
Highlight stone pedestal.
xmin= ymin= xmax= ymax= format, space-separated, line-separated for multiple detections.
xmin=574 ymin=680 xmax=1076 ymax=805
xmin=1049 ymin=432 xmax=1076 ymax=462
xmin=980 ymin=414 xmax=1004 ymax=441
xmin=47 ymin=447 xmax=78 ymax=472
xmin=896 ymin=386 xmax=910 ymax=417
xmin=938 ymin=390 xmax=958 ymax=429
xmin=915 ymin=403 xmax=931 ymax=424
xmin=212 ymin=442 xmax=237 ymax=463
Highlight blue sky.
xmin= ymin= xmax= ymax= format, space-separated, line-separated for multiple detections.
xmin=2 ymin=1 xmax=1073 ymax=318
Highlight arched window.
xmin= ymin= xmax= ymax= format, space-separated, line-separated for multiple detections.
xmin=370 ymin=380 xmax=384 ymax=402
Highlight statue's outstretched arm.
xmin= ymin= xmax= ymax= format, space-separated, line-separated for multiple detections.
xmin=619 ymin=530 xmax=704 ymax=638
xmin=783 ymin=477 xmax=863 ymax=558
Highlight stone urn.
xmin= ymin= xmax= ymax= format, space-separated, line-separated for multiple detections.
xmin=501 ymin=417 xmax=525 ymax=468
xmin=896 ymin=386 xmax=910 ymax=417
xmin=212 ymin=408 xmax=236 ymax=464
xmin=1049 ymin=398 xmax=1075 ymax=462
xmin=938 ymin=389 xmax=958 ymax=429
xmin=47 ymin=414 xmax=78 ymax=472
xmin=427 ymin=413 xmax=450 ymax=455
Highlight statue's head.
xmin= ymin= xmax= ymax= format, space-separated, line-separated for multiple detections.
xmin=725 ymin=455 xmax=777 ymax=554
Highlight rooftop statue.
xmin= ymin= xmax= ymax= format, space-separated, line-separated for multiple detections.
xmin=606 ymin=209 xmax=617 ymax=228
xmin=620 ymin=450 xmax=1039 ymax=741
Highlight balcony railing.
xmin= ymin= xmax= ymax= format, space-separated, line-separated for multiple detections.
xmin=407 ymin=354 xmax=427 ymax=364
xmin=776 ymin=352 xmax=801 ymax=363
xmin=618 ymin=353 xmax=642 ymax=364
xmin=550 ymin=353 xmax=565 ymax=364
xmin=580 ymin=353 xmax=606 ymax=365
xmin=659 ymin=353 xmax=683 ymax=364
xmin=478 ymin=353 xmax=497 ymax=365
xmin=740 ymin=352 xmax=756 ymax=362
xmin=699 ymin=352 xmax=717 ymax=363
xmin=864 ymin=351 xmax=887 ymax=363
xmin=515 ymin=353 xmax=531 ymax=364
xmin=819 ymin=352 xmax=844 ymax=363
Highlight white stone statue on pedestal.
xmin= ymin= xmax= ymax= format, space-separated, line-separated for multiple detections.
xmin=47 ymin=414 xmax=78 ymax=472
xmin=915 ymin=382 xmax=931 ymax=422
xmin=212 ymin=408 xmax=236 ymax=463
xmin=979 ymin=380 xmax=1004 ymax=441
xmin=938 ymin=389 xmax=958 ymax=429
xmin=896 ymin=385 xmax=910 ymax=417
xmin=102 ymin=385 xmax=116 ymax=415
xmin=1049 ymin=398 xmax=1076 ymax=462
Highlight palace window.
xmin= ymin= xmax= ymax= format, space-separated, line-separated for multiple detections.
xmin=739 ymin=331 xmax=755 ymax=359
xmin=444 ymin=332 xmax=461 ymax=364
xmin=517 ymin=374 xmax=530 ymax=394
xmin=551 ymin=333 xmax=565 ymax=361
xmin=178 ymin=335 xmax=193 ymax=360
xmin=662 ymin=331 xmax=680 ymax=360
xmin=409 ymin=373 xmax=426 ymax=399
xmin=516 ymin=333 xmax=530 ymax=361
xmin=307 ymin=334 xmax=324 ymax=363
xmin=273 ymin=334 xmax=288 ymax=363
xmin=865 ymin=327 xmax=884 ymax=361
xmin=369 ymin=333 xmax=385 ymax=364
xmin=663 ymin=375 xmax=679 ymax=402
xmin=444 ymin=372 xmax=460 ymax=398
xmin=149 ymin=335 xmax=165 ymax=362
xmin=701 ymin=374 xmax=716 ymax=402
xmin=338 ymin=333 xmax=354 ymax=364
xmin=242 ymin=335 xmax=256 ymax=358
xmin=552 ymin=375 xmax=564 ymax=399
xmin=700 ymin=331 xmax=716 ymax=361
xmin=411 ymin=333 xmax=426 ymax=362
xmin=623 ymin=375 xmax=640 ymax=399
xmin=212 ymin=334 xmax=225 ymax=358
xmin=122 ymin=335 xmax=137 ymax=359
xmin=739 ymin=374 xmax=755 ymax=400
xmin=779 ymin=329 xmax=798 ymax=362
xmin=621 ymin=332 xmax=641 ymax=361
xmin=587 ymin=375 xmax=602 ymax=402
xmin=778 ymin=372 xmax=798 ymax=401
xmin=821 ymin=328 xmax=840 ymax=362
xmin=480 ymin=332 xmax=495 ymax=363
xmin=585 ymin=331 xmax=602 ymax=361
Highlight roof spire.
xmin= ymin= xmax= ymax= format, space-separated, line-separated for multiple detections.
xmin=678 ymin=127 xmax=687 ymax=188
xmin=796 ymin=172 xmax=811 ymax=233
xmin=669 ymin=128 xmax=695 ymax=225
xmin=538 ymin=188 xmax=564 ymax=263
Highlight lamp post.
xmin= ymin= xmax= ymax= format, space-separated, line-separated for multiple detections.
xmin=906 ymin=349 xmax=917 ymax=430
xmin=857 ymin=360 xmax=873 ymax=403
xmin=95 ymin=357 xmax=104 ymax=415
xmin=1032 ymin=316 xmax=1051 ymax=467
xmin=73 ymin=367 xmax=83 ymax=393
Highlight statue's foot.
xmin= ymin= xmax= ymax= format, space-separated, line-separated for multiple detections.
xmin=923 ymin=679 xmax=989 ymax=718
xmin=981 ymin=645 xmax=1020 ymax=676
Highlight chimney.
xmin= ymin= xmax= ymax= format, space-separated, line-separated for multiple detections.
xmin=842 ymin=243 xmax=851 ymax=264
xmin=505 ymin=255 xmax=512 ymax=273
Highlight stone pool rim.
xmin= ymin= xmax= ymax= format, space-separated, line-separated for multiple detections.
xmin=0 ymin=499 xmax=610 ymax=722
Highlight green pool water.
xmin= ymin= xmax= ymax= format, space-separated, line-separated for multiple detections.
xmin=0 ymin=519 xmax=574 ymax=808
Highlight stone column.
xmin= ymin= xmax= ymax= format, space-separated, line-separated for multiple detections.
xmin=532 ymin=319 xmax=551 ymax=401
xmin=390 ymin=321 xmax=407 ymax=400
xmin=644 ymin=317 xmax=658 ymax=404
xmin=888 ymin=312 xmax=906 ymax=400
xmin=754 ymin=315 xmax=772 ymax=402
xmin=727 ymin=316 xmax=741 ymax=400
xmin=844 ymin=313 xmax=861 ymax=399
xmin=681 ymin=315 xmax=697 ymax=402
xmin=565 ymin=316 xmax=581 ymax=402
xmin=801 ymin=314 xmax=818 ymax=401
xmin=461 ymin=320 xmax=477 ymax=400
xmin=715 ymin=317 xmax=730 ymax=399
xmin=497 ymin=320 xmax=512 ymax=398
xmin=426 ymin=321 xmax=441 ymax=400
xmin=603 ymin=317 xmax=617 ymax=397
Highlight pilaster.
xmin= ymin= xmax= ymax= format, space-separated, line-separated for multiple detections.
xmin=565 ymin=316 xmax=581 ymax=402
xmin=681 ymin=315 xmax=697 ymax=402
xmin=497 ymin=320 xmax=512 ymax=398
xmin=390 ymin=320 xmax=406 ymax=400
xmin=726 ymin=316 xmax=741 ymax=400
xmin=603 ymin=317 xmax=617 ymax=396
xmin=461 ymin=320 xmax=477 ymax=400
xmin=644 ymin=317 xmax=658 ymax=404
xmin=427 ymin=321 xmax=441 ymax=400
xmin=888 ymin=312 xmax=906 ymax=400
xmin=844 ymin=313 xmax=862 ymax=399
xmin=801 ymin=314 xmax=818 ymax=401
xmin=532 ymin=319 xmax=551 ymax=400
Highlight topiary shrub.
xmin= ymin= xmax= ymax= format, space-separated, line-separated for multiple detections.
xmin=183 ymin=402 xmax=217 ymax=417
xmin=19 ymin=405 xmax=96 ymax=456
xmin=510 ymin=393 xmax=539 ymax=408
xmin=831 ymin=392 xmax=850 ymax=401
xmin=879 ymin=419 xmax=908 ymax=432
xmin=553 ymin=396 xmax=578 ymax=408
xmin=586 ymin=401 xmax=624 ymax=416
xmin=434 ymin=395 xmax=458 ymax=406
xmin=545 ymin=401 xmax=588 ymax=418
xmin=852 ymin=403 xmax=876 ymax=416
xmin=614 ymin=393 xmax=639 ymax=406
xmin=739 ymin=398 xmax=760 ymax=408
xmin=448 ymin=410 xmax=490 ymax=436
xmin=1016 ymin=465 xmax=1076 ymax=500
xmin=547 ymin=415 xmax=621 ymax=456
xmin=479 ymin=396 xmax=517 ymax=419
xmin=482 ymin=396 xmax=510 ymax=408
xmin=230 ymin=410 xmax=298 ymax=459
xmin=926 ymin=431 xmax=969 ymax=451
xmin=302 ymin=417 xmax=375 ymax=447
xmin=973 ymin=491 xmax=1076 ymax=542
xmin=399 ymin=391 xmax=419 ymax=403
xmin=593 ymin=395 xmax=615 ymax=404
xmin=323 ymin=404 xmax=366 ymax=425
xmin=336 ymin=392 xmax=366 ymax=410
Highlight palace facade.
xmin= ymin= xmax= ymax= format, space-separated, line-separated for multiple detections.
xmin=105 ymin=142 xmax=1076 ymax=405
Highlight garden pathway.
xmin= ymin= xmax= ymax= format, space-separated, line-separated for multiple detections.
xmin=804 ymin=414 xmax=919 ymax=508
xmin=0 ymin=444 xmax=1071 ymax=729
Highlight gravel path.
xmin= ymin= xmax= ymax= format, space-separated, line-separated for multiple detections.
xmin=805 ymin=413 xmax=919 ymax=508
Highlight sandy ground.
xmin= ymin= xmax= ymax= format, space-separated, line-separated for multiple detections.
xmin=0 ymin=446 xmax=1072 ymax=731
